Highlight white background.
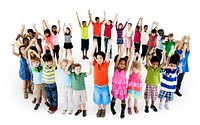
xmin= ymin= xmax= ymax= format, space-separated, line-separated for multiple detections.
xmin=0 ymin=0 xmax=199 ymax=124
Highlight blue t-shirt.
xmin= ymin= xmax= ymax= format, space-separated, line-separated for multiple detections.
xmin=60 ymin=68 xmax=72 ymax=87
xmin=157 ymin=35 xmax=165 ymax=50
xmin=176 ymin=50 xmax=190 ymax=73
xmin=31 ymin=64 xmax=43 ymax=84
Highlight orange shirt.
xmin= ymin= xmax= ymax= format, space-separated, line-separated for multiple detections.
xmin=92 ymin=22 xmax=103 ymax=36
xmin=45 ymin=35 xmax=54 ymax=50
xmin=93 ymin=60 xmax=110 ymax=86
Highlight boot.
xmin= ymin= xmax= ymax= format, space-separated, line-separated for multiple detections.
xmin=120 ymin=104 xmax=126 ymax=119
xmin=23 ymin=88 xmax=28 ymax=99
xmin=110 ymin=101 xmax=116 ymax=115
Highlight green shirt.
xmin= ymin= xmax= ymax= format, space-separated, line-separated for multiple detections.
xmin=145 ymin=66 xmax=161 ymax=86
xmin=80 ymin=26 xmax=89 ymax=39
xmin=70 ymin=71 xmax=87 ymax=90
xmin=165 ymin=40 xmax=175 ymax=56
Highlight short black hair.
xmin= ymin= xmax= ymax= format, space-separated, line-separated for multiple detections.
xmin=22 ymin=37 xmax=29 ymax=44
xmin=150 ymin=56 xmax=160 ymax=64
xmin=128 ymin=23 xmax=132 ymax=26
xmin=44 ymin=29 xmax=51 ymax=37
xmin=30 ymin=46 xmax=38 ymax=53
xmin=51 ymin=25 xmax=57 ymax=29
xmin=42 ymin=54 xmax=53 ymax=62
xmin=108 ymin=20 xmax=113 ymax=24
xmin=169 ymin=54 xmax=180 ymax=65
xmin=135 ymin=25 xmax=140 ymax=29
xmin=95 ymin=51 xmax=106 ymax=60
xmin=82 ymin=21 xmax=86 ymax=24
xmin=19 ymin=45 xmax=26 ymax=55
xmin=151 ymin=29 xmax=157 ymax=33
xmin=144 ymin=25 xmax=148 ymax=28
xmin=95 ymin=17 xmax=99 ymax=21
xmin=114 ymin=55 xmax=128 ymax=64
xmin=27 ymin=29 xmax=34 ymax=34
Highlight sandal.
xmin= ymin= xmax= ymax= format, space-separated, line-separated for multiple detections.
xmin=62 ymin=110 xmax=67 ymax=115
xmin=128 ymin=107 xmax=132 ymax=115
xmin=134 ymin=107 xmax=139 ymax=114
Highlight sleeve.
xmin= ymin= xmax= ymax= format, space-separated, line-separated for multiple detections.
xmin=100 ymin=21 xmax=104 ymax=25
xmin=93 ymin=59 xmax=97 ymax=66
xmin=92 ymin=22 xmax=95 ymax=25
xmin=69 ymin=70 xmax=73 ymax=76
xmin=81 ymin=72 xmax=87 ymax=77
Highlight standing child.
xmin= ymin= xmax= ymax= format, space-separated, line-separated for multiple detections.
xmin=76 ymin=10 xmax=91 ymax=60
xmin=103 ymin=13 xmax=118 ymax=59
xmin=42 ymin=43 xmax=58 ymax=114
xmin=110 ymin=47 xmax=132 ymax=118
xmin=133 ymin=17 xmax=142 ymax=55
xmin=63 ymin=23 xmax=73 ymax=57
xmin=124 ymin=22 xmax=134 ymax=56
xmin=144 ymin=48 xmax=166 ymax=113
xmin=11 ymin=39 xmax=35 ymax=99
xmin=28 ymin=49 xmax=50 ymax=110
xmin=141 ymin=25 xmax=149 ymax=63
xmin=90 ymin=10 xmax=106 ymax=53
xmin=116 ymin=18 xmax=129 ymax=54
xmin=158 ymin=54 xmax=182 ymax=110
xmin=127 ymin=53 xmax=142 ymax=115
xmin=59 ymin=49 xmax=73 ymax=115
xmin=65 ymin=61 xmax=92 ymax=117
xmin=91 ymin=39 xmax=112 ymax=118
xmin=174 ymin=35 xmax=190 ymax=97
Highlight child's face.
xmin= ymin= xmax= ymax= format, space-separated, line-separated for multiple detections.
xmin=82 ymin=22 xmax=86 ymax=26
xmin=181 ymin=44 xmax=187 ymax=52
xmin=128 ymin=24 xmax=132 ymax=29
xmin=96 ymin=19 xmax=100 ymax=23
xmin=66 ymin=29 xmax=70 ymax=33
xmin=44 ymin=33 xmax=49 ymax=37
xmin=74 ymin=66 xmax=81 ymax=75
xmin=45 ymin=61 xmax=53 ymax=68
xmin=118 ymin=60 xmax=126 ymax=70
xmin=28 ymin=32 xmax=33 ymax=37
xmin=135 ymin=27 xmax=139 ymax=31
xmin=20 ymin=47 xmax=26 ymax=54
xmin=32 ymin=60 xmax=40 ymax=67
xmin=118 ymin=25 xmax=122 ymax=29
xmin=144 ymin=27 xmax=148 ymax=31
xmin=169 ymin=63 xmax=176 ymax=68
xmin=24 ymin=40 xmax=29 ymax=47
xmin=152 ymin=62 xmax=159 ymax=69
xmin=133 ymin=67 xmax=140 ymax=74
xmin=61 ymin=62 xmax=68 ymax=69
xmin=96 ymin=55 xmax=104 ymax=65
xmin=168 ymin=36 xmax=173 ymax=41
xmin=52 ymin=27 xmax=57 ymax=32
xmin=107 ymin=21 xmax=111 ymax=25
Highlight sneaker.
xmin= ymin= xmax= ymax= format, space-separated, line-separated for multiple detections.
xmin=96 ymin=109 xmax=102 ymax=118
xmin=82 ymin=56 xmax=85 ymax=60
xmin=34 ymin=103 xmax=40 ymax=110
xmin=68 ymin=110 xmax=73 ymax=115
xmin=158 ymin=102 xmax=163 ymax=110
xmin=62 ymin=110 xmax=67 ymax=115
xmin=150 ymin=105 xmax=158 ymax=112
xmin=48 ymin=106 xmax=57 ymax=114
xmin=82 ymin=110 xmax=87 ymax=117
xmin=101 ymin=109 xmax=106 ymax=118
xmin=164 ymin=102 xmax=170 ymax=110
xmin=32 ymin=98 xmax=36 ymax=104
xmin=174 ymin=90 xmax=182 ymax=97
xmin=24 ymin=91 xmax=28 ymax=99
xmin=84 ymin=56 xmax=89 ymax=59
xmin=128 ymin=107 xmax=132 ymax=115
xmin=134 ymin=106 xmax=139 ymax=114
xmin=144 ymin=106 xmax=149 ymax=113
xmin=75 ymin=109 xmax=82 ymax=116
xmin=45 ymin=102 xmax=50 ymax=107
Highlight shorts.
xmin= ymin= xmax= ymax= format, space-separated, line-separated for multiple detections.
xmin=73 ymin=90 xmax=87 ymax=104
xmin=117 ymin=39 xmax=123 ymax=44
xmin=34 ymin=84 xmax=45 ymax=99
xmin=93 ymin=85 xmax=110 ymax=105
xmin=158 ymin=90 xmax=174 ymax=101
xmin=81 ymin=39 xmax=89 ymax=51
xmin=64 ymin=42 xmax=73 ymax=49
xmin=144 ymin=84 xmax=158 ymax=101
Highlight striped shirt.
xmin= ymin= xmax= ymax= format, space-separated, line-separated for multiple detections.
xmin=116 ymin=21 xmax=128 ymax=39
xmin=160 ymin=68 xmax=179 ymax=92
xmin=42 ymin=65 xmax=56 ymax=84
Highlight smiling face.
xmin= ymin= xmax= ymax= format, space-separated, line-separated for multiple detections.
xmin=45 ymin=60 xmax=53 ymax=68
xmin=96 ymin=55 xmax=104 ymax=65
xmin=32 ymin=60 xmax=40 ymax=67
xmin=61 ymin=61 xmax=68 ymax=69
xmin=151 ymin=62 xmax=159 ymax=69
xmin=118 ymin=60 xmax=126 ymax=70
xmin=20 ymin=47 xmax=26 ymax=54
xmin=74 ymin=66 xmax=81 ymax=75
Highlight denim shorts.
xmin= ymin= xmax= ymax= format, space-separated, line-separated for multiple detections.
xmin=117 ymin=39 xmax=123 ymax=44
xmin=93 ymin=84 xmax=110 ymax=105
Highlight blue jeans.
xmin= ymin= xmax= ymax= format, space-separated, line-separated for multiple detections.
xmin=104 ymin=38 xmax=112 ymax=58
xmin=44 ymin=83 xmax=58 ymax=108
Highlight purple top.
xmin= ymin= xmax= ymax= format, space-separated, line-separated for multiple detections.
xmin=116 ymin=21 xmax=128 ymax=39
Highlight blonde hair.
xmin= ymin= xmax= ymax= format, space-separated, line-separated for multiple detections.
xmin=130 ymin=61 xmax=141 ymax=71
xmin=62 ymin=58 xmax=69 ymax=64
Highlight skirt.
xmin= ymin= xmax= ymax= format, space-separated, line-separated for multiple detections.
xmin=64 ymin=42 xmax=73 ymax=49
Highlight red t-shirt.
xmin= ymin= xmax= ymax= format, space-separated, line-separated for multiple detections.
xmin=147 ymin=34 xmax=157 ymax=48
xmin=93 ymin=60 xmax=110 ymax=86
xmin=133 ymin=31 xmax=141 ymax=43
xmin=45 ymin=35 xmax=54 ymax=50
xmin=92 ymin=22 xmax=103 ymax=36
xmin=103 ymin=23 xmax=113 ymax=38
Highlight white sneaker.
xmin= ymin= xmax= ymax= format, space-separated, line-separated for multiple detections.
xmin=158 ymin=102 xmax=163 ymax=110
xmin=164 ymin=102 xmax=170 ymax=110
xmin=62 ymin=110 xmax=67 ymax=115
xmin=68 ymin=110 xmax=73 ymax=115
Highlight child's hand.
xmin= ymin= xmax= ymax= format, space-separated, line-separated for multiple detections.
xmin=127 ymin=18 xmax=130 ymax=21
xmin=42 ymin=19 xmax=46 ymax=23
xmin=21 ymin=24 xmax=25 ymax=29
xmin=76 ymin=12 xmax=78 ymax=16
xmin=58 ymin=20 xmax=60 ymax=24
xmin=178 ymin=62 xmax=183 ymax=68
xmin=88 ymin=10 xmax=90 ymax=14
xmin=187 ymin=35 xmax=190 ymax=42
xmin=33 ymin=23 xmax=36 ymax=28
xmin=63 ymin=23 xmax=66 ymax=26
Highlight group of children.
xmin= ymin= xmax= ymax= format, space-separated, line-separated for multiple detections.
xmin=12 ymin=10 xmax=190 ymax=118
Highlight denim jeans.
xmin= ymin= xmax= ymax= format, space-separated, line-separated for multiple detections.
xmin=44 ymin=83 xmax=58 ymax=108
xmin=104 ymin=38 xmax=112 ymax=58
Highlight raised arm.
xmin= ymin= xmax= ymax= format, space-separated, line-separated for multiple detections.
xmin=88 ymin=10 xmax=91 ymax=26
xmin=105 ymin=39 xmax=113 ymax=62
xmin=86 ymin=61 xmax=92 ymax=76
xmin=125 ymin=48 xmax=133 ymax=72
xmin=187 ymin=35 xmax=190 ymax=51
xmin=112 ymin=14 xmax=118 ymax=26
xmin=46 ymin=43 xmax=55 ymax=65
xmin=69 ymin=23 xmax=73 ymax=35
xmin=58 ymin=48 xmax=65 ymax=67
xmin=160 ymin=50 xmax=166 ymax=68
xmin=146 ymin=48 xmax=155 ymax=68
xmin=102 ymin=10 xmax=106 ymax=23
xmin=150 ymin=21 xmax=156 ymax=31
xmin=90 ymin=39 xmax=98 ymax=61
xmin=64 ymin=60 xmax=73 ymax=74
xmin=123 ymin=18 xmax=129 ymax=29
xmin=63 ymin=23 xmax=66 ymax=34
xmin=139 ymin=17 xmax=143 ymax=32
xmin=114 ymin=47 xmax=125 ymax=70
xmin=11 ymin=44 xmax=20 ymax=57
xmin=155 ymin=22 xmax=159 ymax=33
xmin=42 ymin=19 xmax=47 ymax=31
xmin=76 ymin=12 xmax=81 ymax=27
xmin=115 ymin=19 xmax=118 ymax=30
xmin=57 ymin=20 xmax=61 ymax=33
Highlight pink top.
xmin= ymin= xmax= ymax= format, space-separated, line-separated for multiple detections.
xmin=128 ymin=72 xmax=142 ymax=85
xmin=53 ymin=33 xmax=59 ymax=45
xmin=45 ymin=35 xmax=54 ymax=50
xmin=147 ymin=34 xmax=157 ymax=48
xmin=103 ymin=23 xmax=113 ymax=38
xmin=133 ymin=31 xmax=141 ymax=43
xmin=112 ymin=69 xmax=126 ymax=85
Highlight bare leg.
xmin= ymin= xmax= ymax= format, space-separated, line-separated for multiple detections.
xmin=23 ymin=80 xmax=28 ymax=99
xmin=82 ymin=103 xmax=86 ymax=110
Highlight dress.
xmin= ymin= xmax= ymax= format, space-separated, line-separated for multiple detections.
xmin=124 ymin=29 xmax=133 ymax=48
xmin=127 ymin=72 xmax=142 ymax=99
xmin=19 ymin=56 xmax=31 ymax=81
xmin=111 ymin=69 xmax=127 ymax=100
